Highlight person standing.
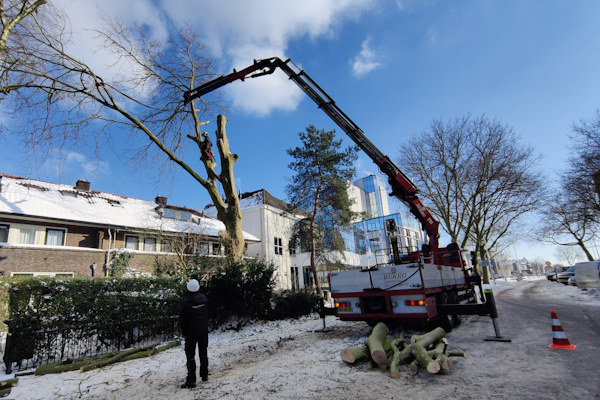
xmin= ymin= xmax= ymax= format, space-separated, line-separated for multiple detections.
xmin=179 ymin=279 xmax=209 ymax=388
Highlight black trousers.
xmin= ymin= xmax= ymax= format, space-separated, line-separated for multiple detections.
xmin=184 ymin=333 xmax=208 ymax=383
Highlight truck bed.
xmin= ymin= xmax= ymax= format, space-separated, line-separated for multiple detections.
xmin=329 ymin=263 xmax=467 ymax=294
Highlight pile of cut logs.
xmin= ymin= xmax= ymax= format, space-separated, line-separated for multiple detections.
xmin=340 ymin=322 xmax=464 ymax=377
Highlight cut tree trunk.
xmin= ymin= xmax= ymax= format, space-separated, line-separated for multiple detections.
xmin=410 ymin=342 xmax=441 ymax=374
xmin=341 ymin=337 xmax=394 ymax=364
xmin=410 ymin=327 xmax=446 ymax=347
xmin=390 ymin=338 xmax=412 ymax=378
xmin=364 ymin=322 xmax=390 ymax=367
xmin=340 ymin=347 xmax=369 ymax=364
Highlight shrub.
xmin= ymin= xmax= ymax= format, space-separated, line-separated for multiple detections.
xmin=269 ymin=290 xmax=320 ymax=320
xmin=4 ymin=276 xmax=183 ymax=364
xmin=109 ymin=252 xmax=133 ymax=278
xmin=205 ymin=259 xmax=275 ymax=325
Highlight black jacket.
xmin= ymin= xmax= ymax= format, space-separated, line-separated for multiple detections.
xmin=179 ymin=291 xmax=209 ymax=337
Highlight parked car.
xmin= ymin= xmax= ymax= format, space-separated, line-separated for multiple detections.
xmin=557 ymin=266 xmax=575 ymax=285
xmin=574 ymin=261 xmax=600 ymax=289
xmin=547 ymin=271 xmax=557 ymax=281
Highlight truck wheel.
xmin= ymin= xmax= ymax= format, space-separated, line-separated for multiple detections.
xmin=366 ymin=319 xmax=380 ymax=328
xmin=450 ymin=314 xmax=461 ymax=326
xmin=447 ymin=291 xmax=461 ymax=326
xmin=428 ymin=315 xmax=453 ymax=332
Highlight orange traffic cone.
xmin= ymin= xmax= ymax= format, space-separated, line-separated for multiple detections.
xmin=549 ymin=310 xmax=576 ymax=350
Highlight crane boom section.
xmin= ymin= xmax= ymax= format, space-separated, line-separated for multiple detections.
xmin=183 ymin=57 xmax=440 ymax=250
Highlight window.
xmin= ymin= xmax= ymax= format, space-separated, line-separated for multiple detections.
xmin=291 ymin=266 xmax=299 ymax=291
xmin=289 ymin=240 xmax=296 ymax=256
xmin=45 ymin=228 xmax=65 ymax=246
xmin=164 ymin=208 xmax=192 ymax=221
xmin=211 ymin=243 xmax=221 ymax=256
xmin=274 ymin=237 xmax=283 ymax=255
xmin=303 ymin=266 xmax=314 ymax=288
xmin=160 ymin=239 xmax=172 ymax=253
xmin=197 ymin=242 xmax=209 ymax=256
xmin=18 ymin=228 xmax=36 ymax=244
xmin=0 ymin=224 xmax=8 ymax=243
xmin=143 ymin=237 xmax=157 ymax=252
xmin=125 ymin=235 xmax=139 ymax=250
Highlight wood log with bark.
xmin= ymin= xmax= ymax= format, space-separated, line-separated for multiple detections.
xmin=0 ymin=377 xmax=18 ymax=397
xmin=364 ymin=322 xmax=390 ymax=367
xmin=34 ymin=341 xmax=181 ymax=375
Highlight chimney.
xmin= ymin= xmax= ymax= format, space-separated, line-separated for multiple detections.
xmin=75 ymin=179 xmax=90 ymax=191
xmin=155 ymin=195 xmax=167 ymax=206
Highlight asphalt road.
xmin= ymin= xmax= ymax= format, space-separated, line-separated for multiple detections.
xmin=494 ymin=280 xmax=600 ymax=397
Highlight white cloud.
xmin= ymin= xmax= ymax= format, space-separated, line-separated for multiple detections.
xmin=351 ymin=38 xmax=382 ymax=78
xmin=55 ymin=0 xmax=375 ymax=116
xmin=64 ymin=151 xmax=111 ymax=179
xmin=161 ymin=0 xmax=375 ymax=116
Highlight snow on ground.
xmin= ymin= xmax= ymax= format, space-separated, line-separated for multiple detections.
xmin=5 ymin=277 xmax=600 ymax=400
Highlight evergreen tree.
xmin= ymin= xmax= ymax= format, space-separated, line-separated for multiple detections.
xmin=286 ymin=125 xmax=359 ymax=295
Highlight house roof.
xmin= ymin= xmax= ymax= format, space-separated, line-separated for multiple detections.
xmin=203 ymin=189 xmax=304 ymax=217
xmin=0 ymin=174 xmax=260 ymax=242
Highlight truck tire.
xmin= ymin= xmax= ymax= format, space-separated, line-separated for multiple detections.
xmin=431 ymin=292 xmax=460 ymax=332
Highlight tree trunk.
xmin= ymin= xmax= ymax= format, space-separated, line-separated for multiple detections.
xmin=309 ymin=184 xmax=323 ymax=296
xmin=364 ymin=322 xmax=389 ymax=367
xmin=410 ymin=327 xmax=446 ymax=347
xmin=390 ymin=338 xmax=412 ymax=378
xmin=410 ymin=341 xmax=441 ymax=374
xmin=577 ymin=239 xmax=595 ymax=261
xmin=194 ymin=115 xmax=243 ymax=262
xmin=340 ymin=347 xmax=369 ymax=364
xmin=186 ymin=114 xmax=245 ymax=263
xmin=341 ymin=337 xmax=394 ymax=364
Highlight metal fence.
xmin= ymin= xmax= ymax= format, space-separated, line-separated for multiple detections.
xmin=3 ymin=316 xmax=179 ymax=374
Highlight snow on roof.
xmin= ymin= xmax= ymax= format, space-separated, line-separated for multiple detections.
xmin=203 ymin=189 xmax=302 ymax=218
xmin=0 ymin=174 xmax=259 ymax=242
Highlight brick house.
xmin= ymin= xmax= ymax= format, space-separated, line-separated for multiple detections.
xmin=0 ymin=174 xmax=259 ymax=277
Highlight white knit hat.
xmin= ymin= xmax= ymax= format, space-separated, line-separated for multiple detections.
xmin=186 ymin=279 xmax=200 ymax=292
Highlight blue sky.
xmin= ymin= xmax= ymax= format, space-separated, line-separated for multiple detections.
xmin=2 ymin=0 xmax=600 ymax=263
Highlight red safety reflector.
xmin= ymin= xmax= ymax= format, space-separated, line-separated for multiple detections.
xmin=405 ymin=299 xmax=426 ymax=306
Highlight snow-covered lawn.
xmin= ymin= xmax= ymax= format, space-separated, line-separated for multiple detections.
xmin=5 ymin=277 xmax=600 ymax=399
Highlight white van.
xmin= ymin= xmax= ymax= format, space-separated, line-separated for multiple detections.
xmin=574 ymin=261 xmax=600 ymax=289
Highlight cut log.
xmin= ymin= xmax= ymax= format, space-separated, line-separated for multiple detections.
xmin=80 ymin=343 xmax=157 ymax=372
xmin=410 ymin=342 xmax=441 ymax=374
xmin=447 ymin=350 xmax=466 ymax=357
xmin=389 ymin=338 xmax=411 ymax=378
xmin=35 ymin=352 xmax=119 ymax=375
xmin=410 ymin=327 xmax=446 ymax=348
xmin=157 ymin=341 xmax=181 ymax=352
xmin=0 ymin=378 xmax=17 ymax=390
xmin=364 ymin=322 xmax=390 ymax=367
xmin=342 ymin=336 xmax=394 ymax=364
xmin=341 ymin=347 xmax=369 ymax=364
xmin=121 ymin=341 xmax=181 ymax=362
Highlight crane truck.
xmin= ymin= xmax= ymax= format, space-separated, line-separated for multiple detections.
xmin=184 ymin=57 xmax=502 ymax=331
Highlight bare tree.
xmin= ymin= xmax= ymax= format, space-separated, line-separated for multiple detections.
xmin=565 ymin=111 xmax=600 ymax=223
xmin=553 ymin=246 xmax=583 ymax=266
xmin=537 ymin=192 xmax=596 ymax=260
xmin=0 ymin=0 xmax=47 ymax=97
xmin=399 ymin=115 xmax=544 ymax=281
xmin=537 ymin=112 xmax=600 ymax=261
xmin=1 ymin=4 xmax=247 ymax=261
